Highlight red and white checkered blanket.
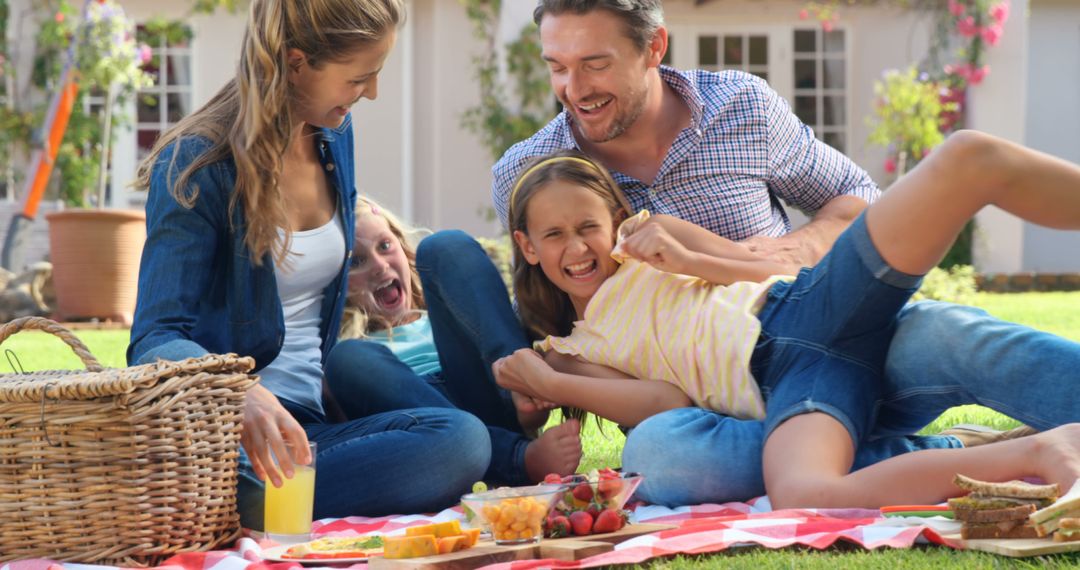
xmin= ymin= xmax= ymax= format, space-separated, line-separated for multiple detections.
xmin=1 ymin=498 xmax=961 ymax=570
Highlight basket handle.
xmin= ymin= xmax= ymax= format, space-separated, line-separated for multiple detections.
xmin=0 ymin=316 xmax=104 ymax=372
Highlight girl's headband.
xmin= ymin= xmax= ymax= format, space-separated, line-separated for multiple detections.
xmin=508 ymin=156 xmax=601 ymax=219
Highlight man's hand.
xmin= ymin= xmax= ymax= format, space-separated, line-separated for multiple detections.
xmin=241 ymin=384 xmax=311 ymax=488
xmin=493 ymin=348 xmax=557 ymax=401
xmin=619 ymin=222 xmax=697 ymax=275
xmin=744 ymin=195 xmax=869 ymax=269
xmin=740 ymin=235 xmax=813 ymax=269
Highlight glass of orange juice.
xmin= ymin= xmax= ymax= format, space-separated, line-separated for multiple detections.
xmin=264 ymin=441 xmax=317 ymax=543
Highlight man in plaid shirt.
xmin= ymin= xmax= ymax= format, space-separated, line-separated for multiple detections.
xmin=492 ymin=16 xmax=877 ymax=271
xmin=439 ymin=0 xmax=1041 ymax=506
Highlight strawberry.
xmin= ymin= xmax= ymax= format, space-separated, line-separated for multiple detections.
xmin=592 ymin=508 xmax=628 ymax=534
xmin=585 ymin=502 xmax=601 ymax=519
xmin=597 ymin=477 xmax=623 ymax=501
xmin=572 ymin=482 xmax=594 ymax=502
xmin=598 ymin=468 xmax=619 ymax=479
xmin=569 ymin=510 xmax=594 ymax=536
xmin=543 ymin=473 xmax=563 ymax=484
xmin=546 ymin=515 xmax=571 ymax=538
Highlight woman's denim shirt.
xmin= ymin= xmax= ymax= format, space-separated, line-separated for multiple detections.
xmin=127 ymin=116 xmax=357 ymax=371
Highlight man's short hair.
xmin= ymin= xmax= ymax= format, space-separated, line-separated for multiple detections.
xmin=533 ymin=0 xmax=664 ymax=52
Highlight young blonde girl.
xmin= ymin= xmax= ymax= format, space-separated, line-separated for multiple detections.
xmin=495 ymin=135 xmax=1080 ymax=509
xmin=128 ymin=0 xmax=491 ymax=524
xmin=324 ymin=197 xmax=582 ymax=484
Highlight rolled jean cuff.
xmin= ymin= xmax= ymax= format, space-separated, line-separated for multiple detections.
xmin=763 ymin=400 xmax=862 ymax=446
xmin=850 ymin=212 xmax=924 ymax=290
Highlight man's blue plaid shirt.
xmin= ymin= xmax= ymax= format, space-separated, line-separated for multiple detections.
xmin=492 ymin=67 xmax=880 ymax=240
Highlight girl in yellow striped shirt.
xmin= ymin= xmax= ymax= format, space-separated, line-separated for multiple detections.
xmin=494 ymin=135 xmax=1080 ymax=509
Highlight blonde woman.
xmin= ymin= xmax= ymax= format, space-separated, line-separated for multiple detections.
xmin=127 ymin=0 xmax=489 ymax=526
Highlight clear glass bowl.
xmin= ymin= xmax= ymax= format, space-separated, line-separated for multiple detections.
xmin=552 ymin=472 xmax=644 ymax=513
xmin=460 ymin=484 xmax=566 ymax=545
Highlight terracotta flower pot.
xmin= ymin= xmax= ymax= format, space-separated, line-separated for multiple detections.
xmin=46 ymin=209 xmax=146 ymax=325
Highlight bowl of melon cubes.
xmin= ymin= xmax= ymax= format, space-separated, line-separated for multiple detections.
xmin=384 ymin=520 xmax=481 ymax=559
xmin=460 ymin=484 xmax=567 ymax=545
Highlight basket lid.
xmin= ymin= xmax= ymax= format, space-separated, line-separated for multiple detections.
xmin=0 ymin=353 xmax=255 ymax=403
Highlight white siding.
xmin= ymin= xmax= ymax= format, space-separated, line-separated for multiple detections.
xmin=1022 ymin=0 xmax=1080 ymax=272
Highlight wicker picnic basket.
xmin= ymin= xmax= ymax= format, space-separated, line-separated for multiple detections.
xmin=0 ymin=317 xmax=257 ymax=566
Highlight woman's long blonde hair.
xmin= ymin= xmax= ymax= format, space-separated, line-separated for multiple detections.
xmin=508 ymin=150 xmax=633 ymax=341
xmin=134 ymin=0 xmax=405 ymax=266
xmin=340 ymin=196 xmax=428 ymax=338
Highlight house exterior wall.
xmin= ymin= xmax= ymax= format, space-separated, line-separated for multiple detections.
xmin=1021 ymin=0 xmax=1080 ymax=272
xmin=14 ymin=0 xmax=1075 ymax=272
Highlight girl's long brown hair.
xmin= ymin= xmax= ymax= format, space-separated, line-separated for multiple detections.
xmin=134 ymin=0 xmax=405 ymax=266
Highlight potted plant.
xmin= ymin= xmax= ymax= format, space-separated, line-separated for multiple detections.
xmin=44 ymin=0 xmax=153 ymax=324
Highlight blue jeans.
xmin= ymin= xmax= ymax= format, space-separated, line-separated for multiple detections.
xmin=237 ymin=404 xmax=490 ymax=529
xmin=754 ymin=213 xmax=922 ymax=445
xmin=326 ymin=230 xmax=533 ymax=484
xmin=625 ymin=227 xmax=1080 ymax=506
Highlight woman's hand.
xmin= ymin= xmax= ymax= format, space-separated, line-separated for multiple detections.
xmin=620 ymin=221 xmax=697 ymax=276
xmin=241 ymin=384 xmax=311 ymax=488
xmin=492 ymin=348 xmax=557 ymax=402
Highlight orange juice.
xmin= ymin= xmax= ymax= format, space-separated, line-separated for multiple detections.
xmin=265 ymin=465 xmax=316 ymax=536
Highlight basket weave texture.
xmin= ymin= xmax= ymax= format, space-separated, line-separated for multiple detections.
xmin=0 ymin=317 xmax=257 ymax=566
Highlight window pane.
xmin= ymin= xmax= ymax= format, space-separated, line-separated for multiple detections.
xmin=698 ymin=35 xmax=718 ymax=67
xmin=795 ymin=96 xmax=817 ymax=125
xmin=138 ymin=93 xmax=160 ymax=123
xmin=662 ymin=35 xmax=673 ymax=65
xmin=795 ymin=59 xmax=816 ymax=89
xmin=138 ymin=129 xmax=161 ymax=158
xmin=794 ymin=30 xmax=816 ymax=53
xmin=823 ymin=131 xmax=846 ymax=152
xmin=166 ymin=54 xmax=191 ymax=86
xmin=823 ymin=96 xmax=846 ymax=126
xmin=823 ymin=58 xmax=845 ymax=89
xmin=749 ymin=36 xmax=767 ymax=65
xmin=824 ymin=30 xmax=845 ymax=53
xmin=166 ymin=92 xmax=193 ymax=122
xmin=723 ymin=35 xmax=743 ymax=66
xmin=142 ymin=55 xmax=161 ymax=85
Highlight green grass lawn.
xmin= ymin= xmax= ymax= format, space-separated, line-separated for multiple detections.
xmin=4 ymin=292 xmax=1079 ymax=567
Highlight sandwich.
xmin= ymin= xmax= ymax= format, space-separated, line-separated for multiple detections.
xmin=1030 ymin=480 xmax=1080 ymax=538
xmin=1055 ymin=518 xmax=1080 ymax=543
xmin=948 ymin=473 xmax=1060 ymax=539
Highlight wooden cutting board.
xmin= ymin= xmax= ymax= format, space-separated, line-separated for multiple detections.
xmin=942 ymin=532 xmax=1080 ymax=557
xmin=367 ymin=523 xmax=675 ymax=570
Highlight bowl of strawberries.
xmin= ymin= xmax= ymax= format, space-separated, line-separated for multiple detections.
xmin=541 ymin=468 xmax=643 ymax=538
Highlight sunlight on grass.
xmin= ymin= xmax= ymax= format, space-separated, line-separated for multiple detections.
xmin=0 ymin=329 xmax=130 ymax=373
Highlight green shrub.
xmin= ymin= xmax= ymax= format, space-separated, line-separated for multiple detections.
xmin=475 ymin=235 xmax=514 ymax=296
xmin=913 ymin=264 xmax=977 ymax=305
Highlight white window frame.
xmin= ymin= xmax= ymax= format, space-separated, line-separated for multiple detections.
xmin=664 ymin=24 xmax=851 ymax=154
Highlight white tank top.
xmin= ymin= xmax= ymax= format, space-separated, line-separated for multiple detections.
xmin=258 ymin=212 xmax=346 ymax=415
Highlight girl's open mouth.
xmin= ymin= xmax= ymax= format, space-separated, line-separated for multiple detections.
xmin=564 ymin=260 xmax=598 ymax=280
xmin=373 ymin=279 xmax=404 ymax=309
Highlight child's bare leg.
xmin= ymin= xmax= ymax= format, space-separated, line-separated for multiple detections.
xmin=524 ymin=418 xmax=582 ymax=482
xmin=866 ymin=130 xmax=1080 ymax=275
xmin=764 ymin=414 xmax=1080 ymax=509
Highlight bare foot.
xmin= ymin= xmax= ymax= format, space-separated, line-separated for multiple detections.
xmin=512 ymin=390 xmax=553 ymax=434
xmin=525 ymin=419 xmax=582 ymax=483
